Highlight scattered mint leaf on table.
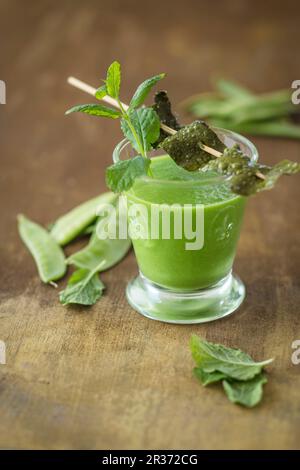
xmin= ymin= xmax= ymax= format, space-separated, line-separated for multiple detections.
xmin=65 ymin=103 xmax=120 ymax=119
xmin=105 ymin=60 xmax=121 ymax=99
xmin=193 ymin=367 xmax=226 ymax=386
xmin=106 ymin=155 xmax=150 ymax=193
xmin=190 ymin=335 xmax=273 ymax=381
xmin=223 ymin=374 xmax=268 ymax=408
xmin=59 ymin=268 xmax=105 ymax=306
xmin=190 ymin=335 xmax=273 ymax=408
xmin=130 ymin=74 xmax=165 ymax=109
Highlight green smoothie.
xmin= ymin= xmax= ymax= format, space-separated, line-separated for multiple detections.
xmin=127 ymin=155 xmax=246 ymax=290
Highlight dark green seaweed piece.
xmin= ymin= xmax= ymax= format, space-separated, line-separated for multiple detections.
xmin=230 ymin=159 xmax=300 ymax=196
xmin=153 ymin=91 xmax=181 ymax=130
xmin=230 ymin=168 xmax=265 ymax=196
xmin=160 ymin=120 xmax=226 ymax=171
xmin=202 ymin=144 xmax=300 ymax=196
xmin=152 ymin=91 xmax=181 ymax=145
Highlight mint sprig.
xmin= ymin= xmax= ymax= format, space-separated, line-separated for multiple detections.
xmin=66 ymin=61 xmax=165 ymax=192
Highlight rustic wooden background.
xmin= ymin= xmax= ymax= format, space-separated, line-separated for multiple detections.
xmin=0 ymin=0 xmax=299 ymax=450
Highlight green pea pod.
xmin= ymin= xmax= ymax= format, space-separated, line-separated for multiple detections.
xmin=67 ymin=204 xmax=131 ymax=272
xmin=215 ymin=79 xmax=254 ymax=99
xmin=18 ymin=214 xmax=66 ymax=283
xmin=51 ymin=192 xmax=118 ymax=246
xmin=209 ymin=118 xmax=300 ymax=140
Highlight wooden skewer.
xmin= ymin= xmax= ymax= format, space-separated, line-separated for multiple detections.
xmin=67 ymin=76 xmax=265 ymax=180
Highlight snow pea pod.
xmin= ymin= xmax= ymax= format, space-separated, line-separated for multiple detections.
xmin=67 ymin=202 xmax=131 ymax=272
xmin=18 ymin=215 xmax=66 ymax=283
xmin=51 ymin=192 xmax=117 ymax=246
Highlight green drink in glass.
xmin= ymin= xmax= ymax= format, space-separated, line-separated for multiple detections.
xmin=113 ymin=128 xmax=258 ymax=323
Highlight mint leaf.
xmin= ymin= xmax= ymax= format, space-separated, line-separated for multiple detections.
xmin=121 ymin=108 xmax=160 ymax=153
xmin=95 ymin=84 xmax=107 ymax=100
xmin=106 ymin=61 xmax=121 ymax=99
xmin=223 ymin=374 xmax=267 ymax=408
xmin=106 ymin=156 xmax=150 ymax=192
xmin=65 ymin=104 xmax=120 ymax=119
xmin=193 ymin=367 xmax=226 ymax=386
xmin=130 ymin=73 xmax=165 ymax=109
xmin=190 ymin=335 xmax=273 ymax=381
xmin=59 ymin=268 xmax=105 ymax=306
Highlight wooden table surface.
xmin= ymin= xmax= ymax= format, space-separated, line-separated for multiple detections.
xmin=0 ymin=0 xmax=300 ymax=450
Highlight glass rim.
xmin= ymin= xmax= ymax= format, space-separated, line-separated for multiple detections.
xmin=112 ymin=127 xmax=259 ymax=187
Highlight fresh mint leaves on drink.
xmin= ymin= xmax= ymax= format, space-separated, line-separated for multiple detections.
xmin=190 ymin=335 xmax=273 ymax=407
xmin=160 ymin=120 xmax=225 ymax=171
xmin=66 ymin=61 xmax=165 ymax=192
xmin=65 ymin=103 xmax=121 ymax=119
xmin=105 ymin=61 xmax=121 ymax=99
xmin=106 ymin=155 xmax=151 ymax=192
xmin=130 ymin=74 xmax=166 ymax=109
xmin=193 ymin=367 xmax=226 ymax=386
xmin=120 ymin=108 xmax=160 ymax=154
xmin=66 ymin=62 xmax=300 ymax=195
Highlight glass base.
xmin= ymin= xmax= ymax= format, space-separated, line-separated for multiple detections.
xmin=126 ymin=272 xmax=245 ymax=324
